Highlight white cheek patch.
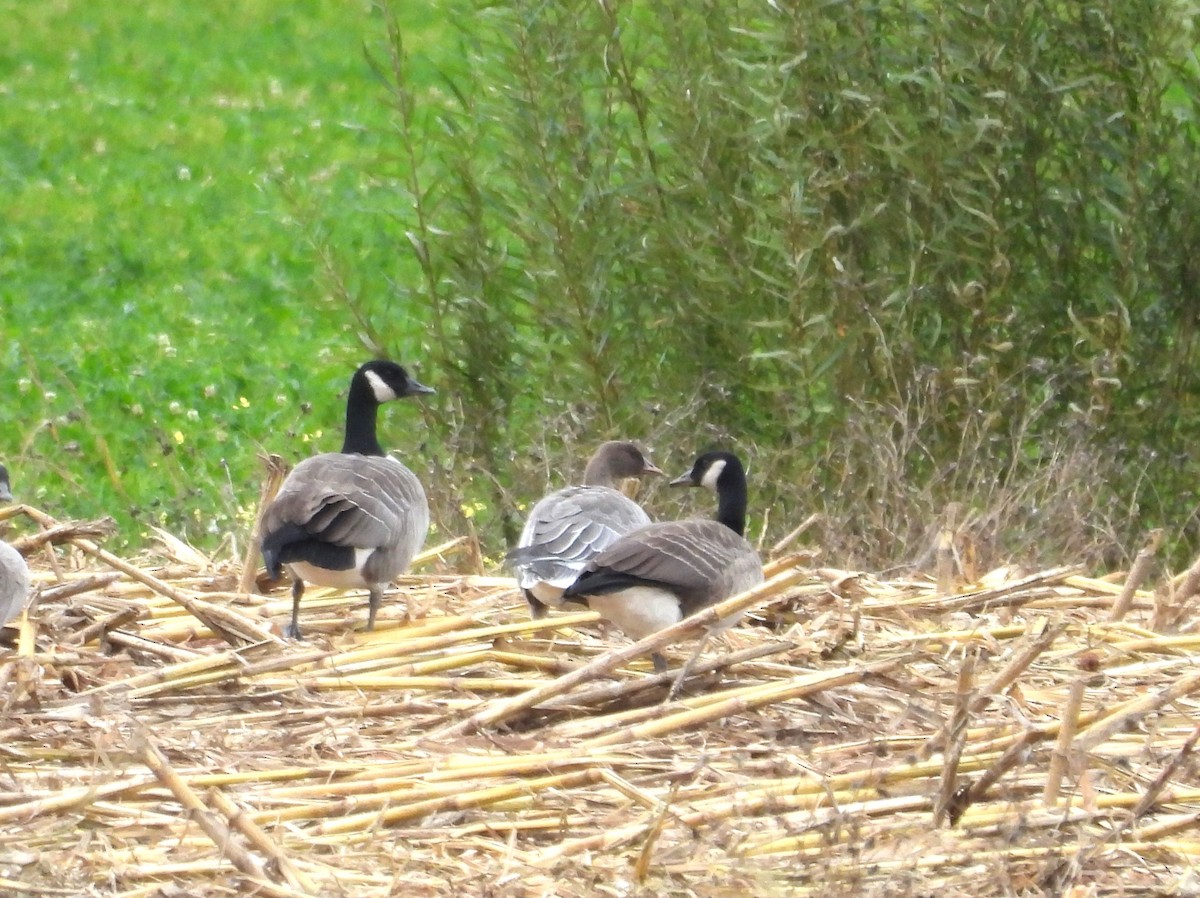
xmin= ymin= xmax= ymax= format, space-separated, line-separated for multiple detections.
xmin=700 ymin=458 xmax=727 ymax=492
xmin=364 ymin=369 xmax=397 ymax=403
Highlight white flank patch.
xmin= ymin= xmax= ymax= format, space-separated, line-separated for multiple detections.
xmin=699 ymin=457 xmax=727 ymax=492
xmin=288 ymin=548 xmax=374 ymax=589
xmin=588 ymin=587 xmax=682 ymax=641
xmin=364 ymin=369 xmax=397 ymax=403
xmin=528 ymin=582 xmax=567 ymax=606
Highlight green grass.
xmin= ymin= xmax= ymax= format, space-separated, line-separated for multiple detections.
xmin=0 ymin=0 xmax=453 ymax=547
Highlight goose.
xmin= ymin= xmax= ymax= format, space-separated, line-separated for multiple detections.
xmin=561 ymin=450 xmax=763 ymax=672
xmin=260 ymin=360 xmax=434 ymax=638
xmin=505 ymin=441 xmax=662 ymax=619
xmin=1 ymin=464 xmax=32 ymax=627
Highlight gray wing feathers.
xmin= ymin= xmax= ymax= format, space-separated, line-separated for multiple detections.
xmin=266 ymin=454 xmax=430 ymax=572
xmin=511 ymin=486 xmax=651 ymax=588
xmin=0 ymin=541 xmax=31 ymax=626
xmin=589 ymin=520 xmax=764 ymax=616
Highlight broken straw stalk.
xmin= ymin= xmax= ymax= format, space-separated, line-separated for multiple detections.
xmin=3 ymin=503 xmax=1200 ymax=896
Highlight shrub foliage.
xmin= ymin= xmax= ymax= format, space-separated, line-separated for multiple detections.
xmin=364 ymin=0 xmax=1200 ymax=568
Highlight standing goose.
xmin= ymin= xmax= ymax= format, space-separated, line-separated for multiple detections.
xmin=260 ymin=360 xmax=434 ymax=638
xmin=505 ymin=441 xmax=662 ymax=619
xmin=562 ymin=450 xmax=763 ymax=671
xmin=0 ymin=464 xmax=32 ymax=627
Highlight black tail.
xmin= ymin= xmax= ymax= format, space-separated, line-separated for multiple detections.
xmin=261 ymin=522 xmax=308 ymax=579
xmin=562 ymin=567 xmax=663 ymax=600
xmin=262 ymin=522 xmax=356 ymax=576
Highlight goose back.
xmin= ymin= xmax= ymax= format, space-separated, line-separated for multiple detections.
xmin=564 ymin=518 xmax=762 ymax=619
xmin=0 ymin=465 xmax=30 ymax=625
xmin=0 ymin=541 xmax=30 ymax=626
xmin=262 ymin=453 xmax=429 ymax=588
xmin=509 ymin=485 xmax=652 ymax=596
xmin=561 ymin=449 xmax=763 ymax=668
xmin=506 ymin=441 xmax=659 ymax=613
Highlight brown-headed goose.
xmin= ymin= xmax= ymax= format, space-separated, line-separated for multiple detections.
xmin=505 ymin=441 xmax=662 ymax=618
xmin=1 ymin=464 xmax=32 ymax=627
xmin=260 ymin=360 xmax=434 ymax=638
xmin=562 ymin=450 xmax=763 ymax=671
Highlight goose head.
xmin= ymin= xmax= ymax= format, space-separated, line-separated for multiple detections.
xmin=354 ymin=360 xmax=435 ymax=404
xmin=582 ymin=441 xmax=663 ymax=487
xmin=0 ymin=464 xmax=11 ymax=504
xmin=342 ymin=360 xmax=434 ymax=456
xmin=669 ymin=450 xmax=748 ymax=536
xmin=668 ymin=451 xmax=743 ymax=492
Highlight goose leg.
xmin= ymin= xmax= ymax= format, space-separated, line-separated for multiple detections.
xmin=367 ymin=586 xmax=382 ymax=631
xmin=651 ymin=652 xmax=669 ymax=674
xmin=665 ymin=630 xmax=715 ymax=702
xmin=525 ymin=590 xmax=548 ymax=620
xmin=285 ymin=579 xmax=306 ymax=640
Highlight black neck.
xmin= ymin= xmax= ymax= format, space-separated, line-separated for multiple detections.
xmin=341 ymin=378 xmax=385 ymax=456
xmin=716 ymin=461 xmax=748 ymax=536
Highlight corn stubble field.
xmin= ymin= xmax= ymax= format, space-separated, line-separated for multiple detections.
xmin=2 ymin=497 xmax=1200 ymax=898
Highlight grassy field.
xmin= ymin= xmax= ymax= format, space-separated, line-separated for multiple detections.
xmin=0 ymin=0 xmax=452 ymax=548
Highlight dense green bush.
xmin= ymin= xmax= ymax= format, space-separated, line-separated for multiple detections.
xmin=365 ymin=0 xmax=1200 ymax=568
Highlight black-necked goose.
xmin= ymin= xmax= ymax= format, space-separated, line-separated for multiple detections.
xmin=562 ymin=450 xmax=763 ymax=671
xmin=1 ymin=464 xmax=32 ymax=627
xmin=505 ymin=441 xmax=662 ymax=618
xmin=260 ymin=360 xmax=434 ymax=638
